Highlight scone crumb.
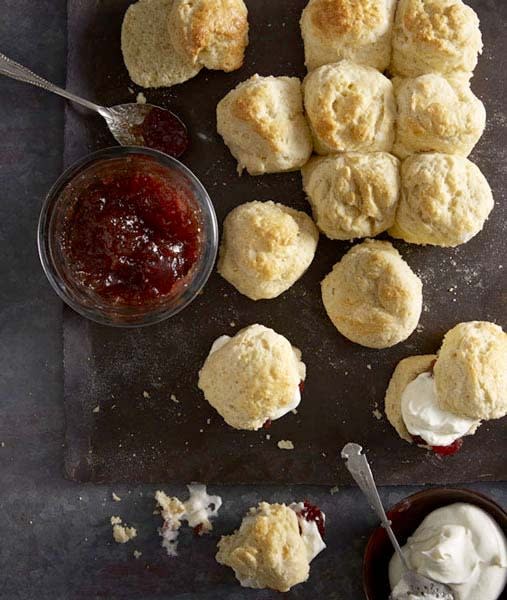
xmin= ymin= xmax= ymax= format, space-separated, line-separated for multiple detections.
xmin=292 ymin=408 xmax=298 ymax=415
xmin=372 ymin=409 xmax=383 ymax=421
xmin=136 ymin=92 xmax=147 ymax=104
xmin=266 ymin=434 xmax=271 ymax=440
xmin=170 ymin=394 xmax=179 ymax=403
xmin=143 ymin=390 xmax=150 ymax=399
xmin=1 ymin=442 xmax=5 ymax=448
xmin=111 ymin=516 xmax=137 ymax=544
xmin=112 ymin=492 xmax=121 ymax=502
xmin=330 ymin=486 xmax=339 ymax=495
xmin=133 ymin=550 xmax=142 ymax=559
xmin=366 ymin=364 xmax=372 ymax=370
xmin=92 ymin=405 xmax=100 ymax=413
xmin=277 ymin=440 xmax=295 ymax=450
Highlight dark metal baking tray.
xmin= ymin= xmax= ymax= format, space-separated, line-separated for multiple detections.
xmin=63 ymin=0 xmax=507 ymax=485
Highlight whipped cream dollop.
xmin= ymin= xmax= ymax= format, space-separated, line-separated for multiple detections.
xmin=389 ymin=503 xmax=507 ymax=600
xmin=208 ymin=335 xmax=302 ymax=419
xmin=289 ymin=502 xmax=326 ymax=562
xmin=401 ymin=372 xmax=479 ymax=446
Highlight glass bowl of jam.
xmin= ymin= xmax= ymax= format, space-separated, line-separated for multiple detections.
xmin=38 ymin=147 xmax=218 ymax=326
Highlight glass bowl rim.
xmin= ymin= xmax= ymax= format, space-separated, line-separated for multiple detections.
xmin=37 ymin=145 xmax=218 ymax=328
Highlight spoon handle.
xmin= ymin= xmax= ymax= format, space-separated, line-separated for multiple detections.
xmin=341 ymin=443 xmax=410 ymax=571
xmin=0 ymin=52 xmax=106 ymax=115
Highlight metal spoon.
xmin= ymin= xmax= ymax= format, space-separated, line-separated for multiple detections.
xmin=0 ymin=52 xmax=188 ymax=156
xmin=341 ymin=443 xmax=454 ymax=600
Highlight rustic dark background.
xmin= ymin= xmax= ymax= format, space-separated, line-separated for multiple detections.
xmin=0 ymin=1 xmax=505 ymax=598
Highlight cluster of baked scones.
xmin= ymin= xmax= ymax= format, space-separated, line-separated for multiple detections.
xmin=120 ymin=0 xmax=507 ymax=594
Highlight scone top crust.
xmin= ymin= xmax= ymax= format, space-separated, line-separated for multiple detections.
xmin=303 ymin=60 xmax=396 ymax=154
xmin=302 ymin=152 xmax=400 ymax=240
xmin=391 ymin=0 xmax=483 ymax=78
xmin=385 ymin=354 xmax=437 ymax=442
xmin=217 ymin=75 xmax=313 ymax=175
xmin=434 ymin=322 xmax=507 ymax=421
xmin=169 ymin=0 xmax=249 ymax=72
xmin=393 ymin=74 xmax=486 ymax=159
xmin=390 ymin=153 xmax=493 ymax=247
xmin=321 ymin=239 xmax=422 ymax=348
xmin=198 ymin=325 xmax=306 ymax=430
xmin=121 ymin=0 xmax=202 ymax=88
xmin=218 ymin=201 xmax=319 ymax=300
xmin=301 ymin=0 xmax=396 ymax=71
xmin=216 ymin=502 xmax=310 ymax=592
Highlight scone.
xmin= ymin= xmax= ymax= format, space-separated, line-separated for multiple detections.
xmin=300 ymin=0 xmax=397 ymax=71
xmin=393 ymin=74 xmax=486 ymax=158
xmin=391 ymin=0 xmax=483 ymax=78
xmin=302 ymin=152 xmax=400 ymax=240
xmin=390 ymin=153 xmax=494 ymax=247
xmin=216 ymin=502 xmax=326 ymax=592
xmin=303 ymin=60 xmax=396 ymax=154
xmin=434 ymin=322 xmax=507 ymax=421
xmin=121 ymin=0 xmax=202 ymax=88
xmin=218 ymin=201 xmax=319 ymax=300
xmin=168 ymin=0 xmax=249 ymax=72
xmin=385 ymin=322 xmax=507 ymax=454
xmin=198 ymin=325 xmax=306 ymax=430
xmin=217 ymin=75 xmax=313 ymax=175
xmin=321 ymin=240 xmax=422 ymax=348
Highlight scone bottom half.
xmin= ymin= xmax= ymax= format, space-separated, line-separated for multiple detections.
xmin=198 ymin=324 xmax=306 ymax=431
xmin=216 ymin=501 xmax=326 ymax=592
xmin=385 ymin=321 xmax=507 ymax=456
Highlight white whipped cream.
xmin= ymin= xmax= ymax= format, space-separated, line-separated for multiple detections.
xmin=389 ymin=503 xmax=507 ymax=600
xmin=208 ymin=335 xmax=302 ymax=420
xmin=401 ymin=372 xmax=479 ymax=446
xmin=155 ymin=484 xmax=222 ymax=557
xmin=289 ymin=502 xmax=326 ymax=562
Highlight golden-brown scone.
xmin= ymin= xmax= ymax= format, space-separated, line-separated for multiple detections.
xmin=216 ymin=503 xmax=310 ymax=592
xmin=385 ymin=355 xmax=437 ymax=442
xmin=217 ymin=75 xmax=313 ymax=175
xmin=393 ymin=74 xmax=486 ymax=159
xmin=434 ymin=322 xmax=507 ymax=421
xmin=391 ymin=0 xmax=483 ymax=78
xmin=218 ymin=201 xmax=319 ymax=300
xmin=321 ymin=240 xmax=422 ymax=348
xmin=168 ymin=0 xmax=249 ymax=72
xmin=303 ymin=60 xmax=396 ymax=155
xmin=300 ymin=0 xmax=397 ymax=71
xmin=390 ymin=153 xmax=494 ymax=247
xmin=198 ymin=325 xmax=306 ymax=430
xmin=302 ymin=152 xmax=400 ymax=240
xmin=121 ymin=0 xmax=202 ymax=88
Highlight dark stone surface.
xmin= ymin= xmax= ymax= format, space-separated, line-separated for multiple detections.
xmin=0 ymin=2 xmax=505 ymax=599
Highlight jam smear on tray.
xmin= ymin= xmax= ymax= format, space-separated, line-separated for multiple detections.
xmin=412 ymin=435 xmax=463 ymax=456
xmin=297 ymin=501 xmax=326 ymax=537
xmin=135 ymin=108 xmax=189 ymax=158
xmin=61 ymin=168 xmax=201 ymax=306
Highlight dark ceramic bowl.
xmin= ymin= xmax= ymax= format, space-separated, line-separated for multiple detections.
xmin=363 ymin=488 xmax=507 ymax=600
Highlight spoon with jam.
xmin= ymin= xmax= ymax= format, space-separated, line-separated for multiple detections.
xmin=0 ymin=52 xmax=189 ymax=158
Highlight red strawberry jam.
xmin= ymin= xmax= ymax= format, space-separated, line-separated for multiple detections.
xmin=412 ymin=435 xmax=463 ymax=456
xmin=135 ymin=107 xmax=189 ymax=158
xmin=59 ymin=158 xmax=201 ymax=307
xmin=297 ymin=501 xmax=325 ymax=538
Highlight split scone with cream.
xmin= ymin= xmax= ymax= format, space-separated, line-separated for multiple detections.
xmin=385 ymin=321 xmax=507 ymax=455
xmin=217 ymin=75 xmax=313 ymax=175
xmin=218 ymin=201 xmax=319 ymax=300
xmin=303 ymin=60 xmax=396 ymax=155
xmin=321 ymin=240 xmax=422 ymax=348
xmin=390 ymin=153 xmax=494 ymax=247
xmin=300 ymin=0 xmax=397 ymax=72
xmin=302 ymin=152 xmax=400 ymax=240
xmin=216 ymin=501 xmax=326 ymax=592
xmin=121 ymin=0 xmax=202 ymax=88
xmin=391 ymin=0 xmax=483 ymax=79
xmin=198 ymin=325 xmax=306 ymax=430
xmin=168 ymin=0 xmax=249 ymax=72
xmin=392 ymin=74 xmax=486 ymax=159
